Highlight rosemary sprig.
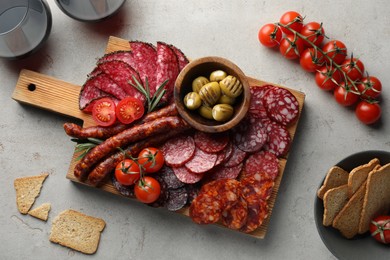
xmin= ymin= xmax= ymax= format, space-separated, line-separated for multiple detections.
xmin=71 ymin=138 xmax=103 ymax=161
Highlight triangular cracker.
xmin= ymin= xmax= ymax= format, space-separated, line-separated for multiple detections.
xmin=317 ymin=166 xmax=349 ymax=200
xmin=322 ymin=184 xmax=349 ymax=226
xmin=28 ymin=203 xmax=51 ymax=221
xmin=348 ymin=158 xmax=380 ymax=198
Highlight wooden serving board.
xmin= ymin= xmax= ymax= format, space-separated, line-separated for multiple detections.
xmin=12 ymin=36 xmax=305 ymax=239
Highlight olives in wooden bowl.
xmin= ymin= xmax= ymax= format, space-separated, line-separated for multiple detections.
xmin=174 ymin=56 xmax=251 ymax=133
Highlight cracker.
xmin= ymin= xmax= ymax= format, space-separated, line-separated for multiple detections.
xmin=322 ymin=184 xmax=349 ymax=226
xmin=317 ymin=166 xmax=349 ymax=200
xmin=28 ymin=203 xmax=51 ymax=221
xmin=347 ymin=158 xmax=380 ymax=198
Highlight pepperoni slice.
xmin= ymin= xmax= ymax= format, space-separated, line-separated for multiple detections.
xmin=263 ymin=87 xmax=299 ymax=126
xmin=263 ymin=121 xmax=291 ymax=158
xmin=185 ymin=148 xmax=217 ymax=174
xmin=244 ymin=151 xmax=279 ymax=181
xmin=240 ymin=175 xmax=275 ymax=202
xmin=194 ymin=131 xmax=229 ymax=153
xmin=240 ymin=198 xmax=269 ymax=233
xmin=233 ymin=119 xmax=267 ymax=153
xmin=224 ymin=144 xmax=247 ymax=167
xmin=161 ymin=135 xmax=196 ymax=167
xmin=172 ymin=166 xmax=204 ymax=184
xmin=222 ymin=198 xmax=248 ymax=230
xmin=189 ymin=192 xmax=223 ymax=224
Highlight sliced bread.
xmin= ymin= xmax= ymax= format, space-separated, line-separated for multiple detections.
xmin=358 ymin=163 xmax=390 ymax=234
xmin=322 ymin=184 xmax=349 ymax=226
xmin=49 ymin=209 xmax=106 ymax=254
xmin=317 ymin=166 xmax=349 ymax=200
xmin=28 ymin=203 xmax=51 ymax=221
xmin=14 ymin=173 xmax=49 ymax=214
xmin=347 ymin=158 xmax=380 ymax=198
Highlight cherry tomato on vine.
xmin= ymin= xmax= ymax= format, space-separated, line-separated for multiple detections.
xmin=333 ymin=83 xmax=359 ymax=106
xmin=279 ymin=34 xmax=305 ymax=59
xmin=279 ymin=11 xmax=304 ymax=35
xmin=341 ymin=58 xmax=365 ymax=82
xmin=92 ymin=97 xmax=117 ymax=127
xmin=355 ymin=101 xmax=381 ymax=125
xmin=315 ymin=66 xmax=342 ymax=91
xmin=357 ymin=76 xmax=382 ymax=99
xmin=137 ymin=147 xmax=164 ymax=173
xmin=115 ymin=159 xmax=140 ymax=186
xmin=300 ymin=22 xmax=325 ymax=47
xmin=258 ymin=23 xmax=282 ymax=48
xmin=134 ymin=176 xmax=161 ymax=204
xmin=370 ymin=215 xmax=390 ymax=244
xmin=322 ymin=40 xmax=347 ymax=65
xmin=300 ymin=48 xmax=325 ymax=72
xmin=115 ymin=97 xmax=145 ymax=124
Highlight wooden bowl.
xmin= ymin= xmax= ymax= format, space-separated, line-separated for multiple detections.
xmin=174 ymin=56 xmax=251 ymax=133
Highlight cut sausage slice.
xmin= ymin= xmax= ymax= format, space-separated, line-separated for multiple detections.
xmin=97 ymin=50 xmax=133 ymax=67
xmin=189 ymin=192 xmax=222 ymax=225
xmin=244 ymin=150 xmax=279 ymax=181
xmin=233 ymin=119 xmax=268 ymax=153
xmin=194 ymin=131 xmax=229 ymax=153
xmin=224 ymin=144 xmax=247 ymax=168
xmin=166 ymin=187 xmax=188 ymax=211
xmin=263 ymin=121 xmax=291 ymax=158
xmin=172 ymin=166 xmax=204 ymax=184
xmin=240 ymin=198 xmax=269 ymax=233
xmin=159 ymin=165 xmax=185 ymax=189
xmin=170 ymin=45 xmax=189 ymax=71
xmin=185 ymin=148 xmax=217 ymax=174
xmin=221 ymin=198 xmax=248 ymax=230
xmin=208 ymin=163 xmax=243 ymax=181
xmin=161 ymin=135 xmax=196 ymax=167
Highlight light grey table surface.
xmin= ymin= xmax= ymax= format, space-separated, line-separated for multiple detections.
xmin=1 ymin=0 xmax=389 ymax=259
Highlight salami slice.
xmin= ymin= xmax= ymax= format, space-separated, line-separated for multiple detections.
xmin=189 ymin=192 xmax=222 ymax=225
xmin=200 ymin=179 xmax=241 ymax=210
xmin=244 ymin=150 xmax=279 ymax=181
xmin=240 ymin=198 xmax=269 ymax=233
xmin=159 ymin=165 xmax=185 ymax=189
xmin=222 ymin=198 xmax=248 ymax=230
xmin=249 ymin=85 xmax=275 ymax=111
xmin=86 ymin=72 xmax=127 ymax=100
xmin=185 ymin=148 xmax=217 ymax=174
xmin=186 ymin=184 xmax=200 ymax=204
xmin=208 ymin=163 xmax=243 ymax=181
xmin=97 ymin=50 xmax=133 ymax=67
xmin=111 ymin=174 xmax=134 ymax=198
xmin=161 ymin=135 xmax=196 ymax=167
xmin=166 ymin=187 xmax=188 ymax=211
xmin=263 ymin=121 xmax=291 ymax=158
xmin=224 ymin=144 xmax=247 ymax=167
xmin=155 ymin=41 xmax=180 ymax=104
xmin=172 ymin=166 xmax=204 ymax=184
xmin=233 ymin=119 xmax=267 ymax=153
xmin=262 ymin=86 xmax=299 ymax=126
xmin=194 ymin=131 xmax=229 ymax=153
xmin=148 ymin=175 xmax=169 ymax=208
xmin=240 ymin=176 xmax=275 ymax=202
xmin=214 ymin=141 xmax=233 ymax=167
xmin=170 ymin=45 xmax=189 ymax=71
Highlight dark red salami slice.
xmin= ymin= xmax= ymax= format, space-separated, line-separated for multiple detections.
xmin=148 ymin=175 xmax=169 ymax=208
xmin=194 ymin=131 xmax=229 ymax=153
xmin=170 ymin=45 xmax=189 ymax=71
xmin=161 ymin=135 xmax=195 ymax=167
xmin=214 ymin=141 xmax=233 ymax=167
xmin=155 ymin=42 xmax=180 ymax=104
xmin=222 ymin=198 xmax=248 ymax=230
xmin=240 ymin=198 xmax=269 ymax=233
xmin=263 ymin=121 xmax=291 ymax=157
xmin=97 ymin=50 xmax=133 ymax=67
xmin=244 ymin=150 xmax=279 ymax=181
xmin=189 ymin=192 xmax=222 ymax=225
xmin=111 ymin=174 xmax=134 ymax=198
xmin=240 ymin=176 xmax=275 ymax=202
xmin=186 ymin=184 xmax=200 ymax=204
xmin=224 ymin=144 xmax=247 ymax=167
xmin=86 ymin=72 xmax=127 ymax=100
xmin=172 ymin=166 xmax=204 ymax=184
xmin=208 ymin=163 xmax=243 ymax=181
xmin=262 ymin=86 xmax=299 ymax=126
xmin=233 ymin=119 xmax=268 ymax=153
xmin=166 ymin=187 xmax=188 ymax=211
xmin=159 ymin=165 xmax=185 ymax=189
xmin=249 ymin=85 xmax=275 ymax=111
xmin=185 ymin=148 xmax=217 ymax=174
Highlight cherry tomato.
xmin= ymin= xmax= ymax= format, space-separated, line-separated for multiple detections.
xmin=258 ymin=23 xmax=282 ymax=48
xmin=300 ymin=22 xmax=325 ymax=47
xmin=370 ymin=215 xmax=390 ymax=244
xmin=357 ymin=76 xmax=382 ymax=99
xmin=341 ymin=58 xmax=365 ymax=82
xmin=134 ymin=176 xmax=161 ymax=204
xmin=300 ymin=48 xmax=325 ymax=72
xmin=279 ymin=11 xmax=304 ymax=35
xmin=315 ymin=66 xmax=342 ymax=91
xmin=333 ymin=83 xmax=359 ymax=106
xmin=137 ymin=147 xmax=164 ymax=173
xmin=355 ymin=101 xmax=381 ymax=125
xmin=92 ymin=97 xmax=117 ymax=127
xmin=115 ymin=97 xmax=145 ymax=124
xmin=322 ymin=40 xmax=347 ymax=65
xmin=279 ymin=34 xmax=305 ymax=59
xmin=115 ymin=159 xmax=140 ymax=186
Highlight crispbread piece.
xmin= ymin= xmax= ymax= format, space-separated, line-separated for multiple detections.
xmin=358 ymin=163 xmax=390 ymax=234
xmin=317 ymin=166 xmax=349 ymax=200
xmin=28 ymin=203 xmax=51 ymax=221
xmin=49 ymin=209 xmax=106 ymax=254
xmin=322 ymin=184 xmax=349 ymax=226
xmin=332 ymin=180 xmax=367 ymax=238
xmin=14 ymin=173 xmax=49 ymax=214
xmin=348 ymin=158 xmax=380 ymax=198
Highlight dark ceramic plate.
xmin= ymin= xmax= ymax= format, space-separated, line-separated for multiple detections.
xmin=314 ymin=150 xmax=390 ymax=260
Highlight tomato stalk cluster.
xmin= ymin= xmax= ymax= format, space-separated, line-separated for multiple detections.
xmin=258 ymin=11 xmax=383 ymax=125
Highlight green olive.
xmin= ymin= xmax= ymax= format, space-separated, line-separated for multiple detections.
xmin=212 ymin=104 xmax=234 ymax=122
xmin=217 ymin=94 xmax=236 ymax=105
xmin=184 ymin=92 xmax=202 ymax=110
xmin=219 ymin=75 xmax=243 ymax=98
xmin=198 ymin=82 xmax=221 ymax=106
xmin=209 ymin=70 xmax=227 ymax=82
xmin=198 ymin=104 xmax=213 ymax=120
xmin=192 ymin=76 xmax=209 ymax=93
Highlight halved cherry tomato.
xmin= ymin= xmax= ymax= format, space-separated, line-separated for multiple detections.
xmin=258 ymin=23 xmax=282 ymax=48
xmin=279 ymin=34 xmax=305 ymax=59
xmin=115 ymin=97 xmax=145 ymax=124
xmin=279 ymin=11 xmax=304 ymax=35
xmin=315 ymin=66 xmax=342 ymax=91
xmin=333 ymin=83 xmax=359 ymax=106
xmin=137 ymin=147 xmax=164 ymax=173
xmin=370 ymin=215 xmax=390 ymax=244
xmin=92 ymin=97 xmax=117 ymax=127
xmin=300 ymin=48 xmax=325 ymax=72
xmin=355 ymin=101 xmax=381 ymax=125
xmin=134 ymin=176 xmax=161 ymax=204
xmin=341 ymin=58 xmax=365 ymax=82
xmin=357 ymin=76 xmax=382 ymax=99
xmin=115 ymin=159 xmax=140 ymax=186
xmin=300 ymin=21 xmax=325 ymax=47
xmin=322 ymin=40 xmax=347 ymax=65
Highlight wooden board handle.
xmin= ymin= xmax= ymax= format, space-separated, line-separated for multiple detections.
xmin=12 ymin=69 xmax=94 ymax=126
